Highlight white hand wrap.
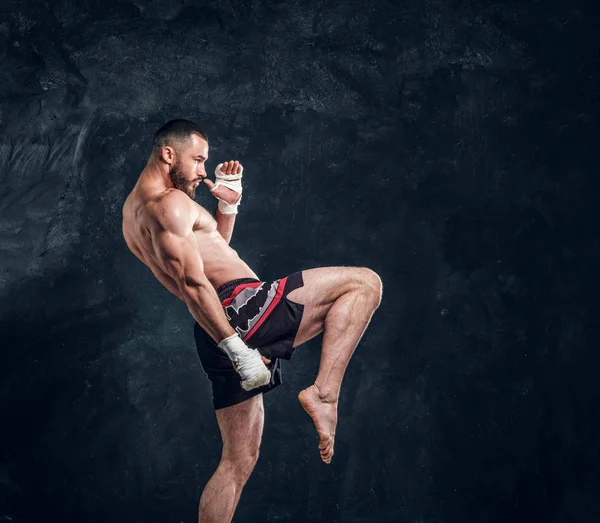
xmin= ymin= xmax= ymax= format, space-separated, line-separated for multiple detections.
xmin=217 ymin=333 xmax=271 ymax=391
xmin=212 ymin=163 xmax=243 ymax=215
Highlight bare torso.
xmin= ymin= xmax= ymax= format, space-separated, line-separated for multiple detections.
xmin=122 ymin=176 xmax=259 ymax=298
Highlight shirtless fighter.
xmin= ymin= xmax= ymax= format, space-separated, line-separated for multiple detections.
xmin=122 ymin=119 xmax=382 ymax=522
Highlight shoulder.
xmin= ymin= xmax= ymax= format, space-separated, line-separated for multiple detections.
xmin=148 ymin=189 xmax=196 ymax=235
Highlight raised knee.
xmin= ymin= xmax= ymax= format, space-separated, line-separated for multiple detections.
xmin=361 ymin=268 xmax=383 ymax=306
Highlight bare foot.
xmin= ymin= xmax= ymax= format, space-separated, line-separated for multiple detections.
xmin=298 ymin=385 xmax=338 ymax=464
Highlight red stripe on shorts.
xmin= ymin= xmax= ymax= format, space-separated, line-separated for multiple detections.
xmin=221 ymin=281 xmax=263 ymax=307
xmin=243 ymin=276 xmax=288 ymax=342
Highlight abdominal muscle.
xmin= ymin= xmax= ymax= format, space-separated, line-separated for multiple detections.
xmin=196 ymin=227 xmax=259 ymax=289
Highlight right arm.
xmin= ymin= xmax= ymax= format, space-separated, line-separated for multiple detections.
xmin=149 ymin=194 xmax=236 ymax=344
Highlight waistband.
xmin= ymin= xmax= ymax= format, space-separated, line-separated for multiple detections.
xmin=216 ymin=277 xmax=262 ymax=301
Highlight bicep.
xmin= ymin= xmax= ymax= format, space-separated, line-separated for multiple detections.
xmin=151 ymin=229 xmax=207 ymax=290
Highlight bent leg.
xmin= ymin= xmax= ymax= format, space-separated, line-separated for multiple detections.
xmin=198 ymin=394 xmax=264 ymax=523
xmin=286 ymin=266 xmax=382 ymax=463
xmin=288 ymin=266 xmax=383 ymax=396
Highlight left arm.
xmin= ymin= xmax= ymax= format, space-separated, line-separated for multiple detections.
xmin=214 ymin=208 xmax=236 ymax=244
xmin=203 ymin=160 xmax=244 ymax=245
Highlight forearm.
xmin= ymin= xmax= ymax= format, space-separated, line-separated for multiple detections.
xmin=214 ymin=209 xmax=236 ymax=244
xmin=181 ymin=281 xmax=235 ymax=343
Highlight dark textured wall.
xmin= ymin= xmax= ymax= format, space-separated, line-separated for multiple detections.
xmin=1 ymin=1 xmax=598 ymax=522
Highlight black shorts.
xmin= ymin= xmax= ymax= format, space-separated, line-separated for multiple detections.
xmin=194 ymin=271 xmax=305 ymax=410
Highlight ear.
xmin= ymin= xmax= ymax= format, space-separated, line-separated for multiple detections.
xmin=160 ymin=145 xmax=176 ymax=165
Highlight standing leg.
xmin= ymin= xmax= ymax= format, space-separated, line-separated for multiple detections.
xmin=286 ymin=266 xmax=383 ymax=464
xmin=198 ymin=394 xmax=264 ymax=523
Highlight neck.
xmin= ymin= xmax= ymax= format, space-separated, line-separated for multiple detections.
xmin=140 ymin=155 xmax=174 ymax=190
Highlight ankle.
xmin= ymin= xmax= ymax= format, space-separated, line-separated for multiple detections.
xmin=312 ymin=383 xmax=338 ymax=403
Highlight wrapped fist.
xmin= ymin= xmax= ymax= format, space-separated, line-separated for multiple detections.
xmin=203 ymin=160 xmax=243 ymax=214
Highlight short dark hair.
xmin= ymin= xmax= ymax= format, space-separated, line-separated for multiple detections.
xmin=153 ymin=119 xmax=208 ymax=154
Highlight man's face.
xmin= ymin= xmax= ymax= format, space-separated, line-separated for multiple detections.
xmin=168 ymin=134 xmax=209 ymax=199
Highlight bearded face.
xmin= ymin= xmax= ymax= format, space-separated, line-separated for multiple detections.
xmin=169 ymin=157 xmax=196 ymax=198
xmin=163 ymin=135 xmax=208 ymax=198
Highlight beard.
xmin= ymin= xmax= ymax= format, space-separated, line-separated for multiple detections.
xmin=169 ymin=159 xmax=195 ymax=199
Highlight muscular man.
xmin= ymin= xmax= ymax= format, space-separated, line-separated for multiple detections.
xmin=122 ymin=119 xmax=382 ymax=522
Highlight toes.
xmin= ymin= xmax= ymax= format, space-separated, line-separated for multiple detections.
xmin=319 ymin=440 xmax=334 ymax=463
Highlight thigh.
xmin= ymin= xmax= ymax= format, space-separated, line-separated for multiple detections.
xmin=216 ymin=393 xmax=264 ymax=459
xmin=286 ymin=266 xmax=376 ymax=347
xmin=194 ymin=322 xmax=282 ymax=409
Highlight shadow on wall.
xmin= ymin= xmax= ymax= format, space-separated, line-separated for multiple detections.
xmin=0 ymin=268 xmax=135 ymax=522
xmin=0 ymin=110 xmax=138 ymax=521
